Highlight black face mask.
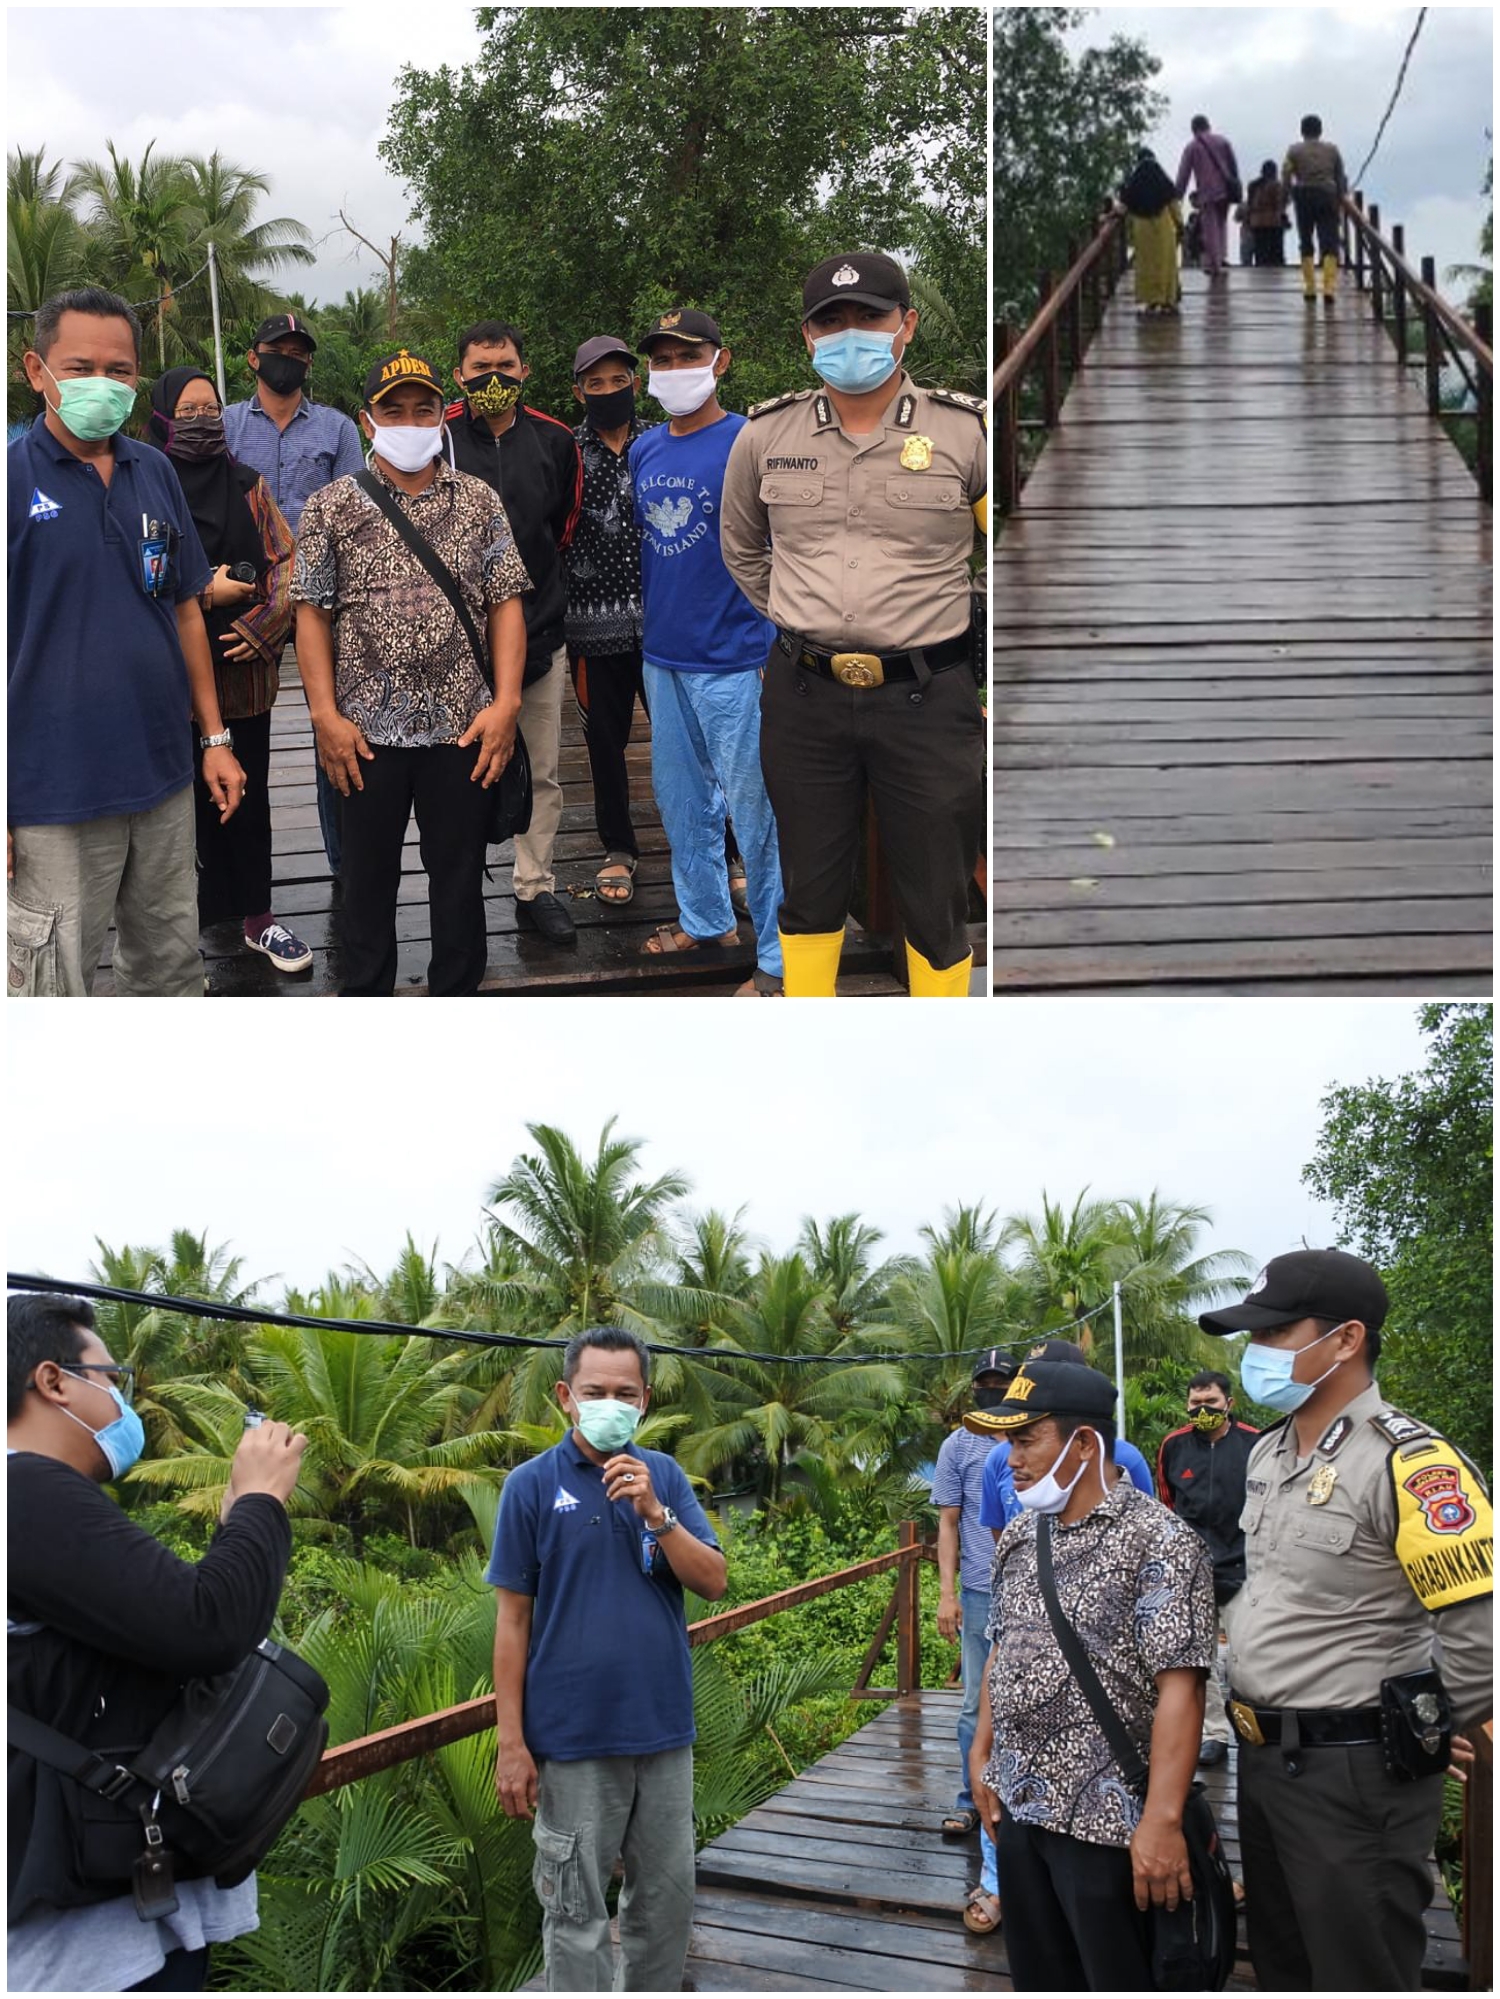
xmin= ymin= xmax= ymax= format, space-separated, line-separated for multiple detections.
xmin=972 ymin=1385 xmax=1012 ymax=1413
xmin=582 ymin=383 xmax=636 ymax=431
xmin=255 ymin=351 xmax=309 ymax=397
xmin=167 ymin=413 xmax=227 ymax=460
xmin=463 ymin=370 xmax=524 ymax=418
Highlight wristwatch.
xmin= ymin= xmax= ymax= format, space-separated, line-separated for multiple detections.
xmin=199 ymin=729 xmax=233 ymax=750
xmin=652 ymin=1506 xmax=680 ymax=1536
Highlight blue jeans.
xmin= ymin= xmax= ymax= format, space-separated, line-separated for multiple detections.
xmin=643 ymin=664 xmax=783 ymax=977
xmin=957 ymin=1584 xmax=999 ymax=1898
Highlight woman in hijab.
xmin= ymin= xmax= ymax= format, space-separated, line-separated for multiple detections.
xmin=1117 ymin=149 xmax=1183 ymax=314
xmin=149 ymin=366 xmax=309 ymax=973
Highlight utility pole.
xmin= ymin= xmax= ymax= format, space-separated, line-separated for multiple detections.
xmin=1112 ymin=1281 xmax=1126 ymax=1440
xmin=207 ymin=241 xmax=227 ymax=404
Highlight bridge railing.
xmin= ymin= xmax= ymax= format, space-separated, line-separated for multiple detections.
xmin=992 ymin=210 xmax=1129 ymax=515
xmin=1341 ymin=192 xmax=1493 ymax=502
xmin=303 ymin=1522 xmax=937 ymax=1799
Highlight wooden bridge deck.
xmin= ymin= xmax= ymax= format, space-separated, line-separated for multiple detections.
xmin=991 ymin=262 xmax=1492 ymax=996
xmin=677 ymin=1689 xmax=1464 ymax=1990
xmin=93 ymin=660 xmax=909 ymax=997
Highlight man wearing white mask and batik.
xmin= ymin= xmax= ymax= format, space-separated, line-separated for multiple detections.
xmin=292 ymin=348 xmax=530 ymax=995
xmin=967 ymin=1360 xmax=1215 ymax=1991
xmin=628 ymin=309 xmax=784 ymax=996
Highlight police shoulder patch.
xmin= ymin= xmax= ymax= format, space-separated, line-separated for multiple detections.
xmin=929 ymin=387 xmax=988 ymax=421
xmin=748 ymin=390 xmax=814 ymax=420
xmin=1390 ymin=1434 xmax=1493 ymax=1611
xmin=1371 ymin=1407 xmax=1431 ymax=1448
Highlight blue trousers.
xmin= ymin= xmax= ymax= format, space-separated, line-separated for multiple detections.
xmin=957 ymin=1584 xmax=999 ymax=1898
xmin=643 ymin=664 xmax=783 ymax=977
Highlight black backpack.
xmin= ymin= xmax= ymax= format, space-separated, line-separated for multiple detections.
xmin=8 ymin=1637 xmax=329 ymax=1921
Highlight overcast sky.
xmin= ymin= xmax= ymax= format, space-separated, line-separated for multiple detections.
xmin=9 ymin=1000 xmax=1434 ymax=1304
xmin=1071 ymin=6 xmax=1493 ymax=292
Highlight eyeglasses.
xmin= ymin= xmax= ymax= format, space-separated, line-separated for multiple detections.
xmin=68 ymin=1362 xmax=137 ymax=1399
xmin=174 ymin=404 xmax=220 ymax=420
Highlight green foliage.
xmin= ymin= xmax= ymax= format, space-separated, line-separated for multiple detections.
xmin=1303 ymin=1005 xmax=1493 ymax=1477
xmin=381 ymin=7 xmax=985 ymax=416
xmin=993 ymin=9 xmax=1165 ymax=318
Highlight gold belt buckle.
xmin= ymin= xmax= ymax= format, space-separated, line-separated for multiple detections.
xmin=830 ymin=651 xmax=884 ymax=689
xmin=1229 ymin=1701 xmax=1266 ymax=1747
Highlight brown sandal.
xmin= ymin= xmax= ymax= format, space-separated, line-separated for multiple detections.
xmin=596 ymin=855 xmax=637 ymax=906
xmin=962 ymin=1887 xmax=1001 ymax=1935
xmin=642 ymin=925 xmax=739 ymax=956
xmin=735 ymin=970 xmax=784 ymax=997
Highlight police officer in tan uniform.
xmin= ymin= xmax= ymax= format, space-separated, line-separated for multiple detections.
xmin=719 ymin=252 xmax=986 ymax=999
xmin=1200 ymin=1249 xmax=1492 ymax=1992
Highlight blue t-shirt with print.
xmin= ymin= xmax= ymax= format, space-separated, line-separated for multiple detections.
xmin=486 ymin=1436 xmax=721 ymax=1761
xmin=629 ymin=411 xmax=774 ymax=672
xmin=979 ymin=1435 xmax=1156 ymax=1530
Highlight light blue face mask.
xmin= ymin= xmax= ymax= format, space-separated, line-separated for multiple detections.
xmin=1238 ymin=1325 xmax=1345 ymax=1415
xmin=809 ymin=328 xmax=901 ymax=394
xmin=58 ymin=1370 xmax=146 ymax=1478
xmin=572 ymin=1396 xmax=643 ymax=1455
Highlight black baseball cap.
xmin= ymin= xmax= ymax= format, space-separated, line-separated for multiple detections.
xmin=252 ymin=311 xmax=316 ymax=351
xmin=638 ymin=309 xmax=721 ymax=353
xmin=970 ymin=1347 xmax=1018 ymax=1383
xmin=573 ymin=334 xmax=636 ymax=377
xmin=963 ymin=1360 xmax=1117 ymax=1437
xmin=363 ymin=349 xmax=447 ymax=407
xmin=1021 ymin=1338 xmax=1091 ymax=1367
xmin=1199 ymin=1249 xmax=1389 ymax=1337
xmin=802 ymin=252 xmax=911 ymax=321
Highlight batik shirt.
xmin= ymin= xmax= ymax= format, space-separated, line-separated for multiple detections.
xmin=564 ymin=417 xmax=648 ymax=654
xmin=984 ymin=1478 xmax=1214 ymax=1849
xmin=292 ymin=460 xmax=531 ymax=748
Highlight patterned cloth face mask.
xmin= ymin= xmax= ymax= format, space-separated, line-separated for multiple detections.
xmin=464 ymin=371 xmax=524 ymax=418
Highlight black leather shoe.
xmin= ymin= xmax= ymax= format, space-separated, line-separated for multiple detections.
xmin=516 ymin=891 xmax=577 ymax=946
xmin=1198 ymin=1740 xmax=1229 ymax=1768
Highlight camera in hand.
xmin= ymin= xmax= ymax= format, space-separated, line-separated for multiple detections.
xmin=228 ymin=561 xmax=258 ymax=584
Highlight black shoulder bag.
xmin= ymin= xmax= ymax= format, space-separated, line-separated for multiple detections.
xmin=354 ymin=469 xmax=532 ymax=844
xmin=8 ymin=1637 xmax=328 ymax=1923
xmin=1036 ymin=1516 xmax=1237 ymax=1991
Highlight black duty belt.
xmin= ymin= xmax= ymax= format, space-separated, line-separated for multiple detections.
xmin=1227 ymin=1696 xmax=1382 ymax=1748
xmin=782 ymin=630 xmax=969 ymax=689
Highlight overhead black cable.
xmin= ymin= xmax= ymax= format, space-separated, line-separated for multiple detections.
xmin=5 ymin=1273 xmax=1112 ymax=1371
xmin=7 ymin=256 xmax=214 ymax=320
xmin=1353 ymin=8 xmax=1428 ymax=188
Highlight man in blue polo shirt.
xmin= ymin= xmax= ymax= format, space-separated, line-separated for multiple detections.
xmin=8 ymin=286 xmax=245 ymax=996
xmin=223 ymin=312 xmax=364 ymax=877
xmin=488 ymin=1325 xmax=726 ymax=1991
xmin=630 ymin=309 xmax=783 ymax=995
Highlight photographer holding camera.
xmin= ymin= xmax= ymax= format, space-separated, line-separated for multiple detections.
xmin=148 ymin=368 xmax=311 ymax=976
xmin=7 ymin=1293 xmax=307 ymax=1992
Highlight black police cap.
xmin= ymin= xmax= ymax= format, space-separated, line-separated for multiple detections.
xmin=962 ymin=1360 xmax=1116 ymax=1437
xmin=638 ymin=308 xmax=722 ymax=354
xmin=252 ymin=311 xmax=316 ymax=351
xmin=970 ymin=1347 xmax=1018 ymax=1383
xmin=802 ymin=252 xmax=911 ymax=320
xmin=1199 ymin=1248 xmax=1389 ymax=1337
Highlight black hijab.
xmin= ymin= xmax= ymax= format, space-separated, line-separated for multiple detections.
xmin=1120 ymin=150 xmax=1178 ymax=219
xmin=148 ymin=365 xmax=259 ymax=572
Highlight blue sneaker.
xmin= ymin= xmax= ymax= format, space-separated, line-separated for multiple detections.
xmin=245 ymin=922 xmax=313 ymax=974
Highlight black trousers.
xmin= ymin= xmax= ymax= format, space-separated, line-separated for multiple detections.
xmin=129 ymin=1945 xmax=210 ymax=1991
xmin=569 ymin=643 xmax=648 ymax=857
xmin=194 ymin=709 xmax=273 ymax=926
xmin=1251 ymin=226 xmax=1287 ymax=266
xmin=1294 ymin=186 xmax=1340 ymax=259
xmin=337 ymin=742 xmax=491 ymax=996
xmin=759 ymin=648 xmax=983 ymax=968
xmin=994 ymin=1816 xmax=1154 ymax=1991
xmin=1238 ymin=1740 xmax=1442 ymax=1989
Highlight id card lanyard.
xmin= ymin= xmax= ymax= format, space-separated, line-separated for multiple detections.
xmin=139 ymin=512 xmax=178 ymax=598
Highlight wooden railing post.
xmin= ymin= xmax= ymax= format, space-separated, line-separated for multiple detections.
xmin=1475 ymin=301 xmax=1493 ymax=504
xmin=1064 ymin=239 xmax=1082 ymax=377
xmin=1391 ymin=224 xmax=1409 ymax=364
xmin=1463 ymin=1728 xmax=1492 ymax=1987
xmin=994 ymin=321 xmax=1019 ymax=515
xmin=1352 ymin=191 xmax=1367 ymax=292
xmin=1037 ymin=272 xmax=1060 ymax=429
xmin=894 ymin=1521 xmax=921 ymax=1695
xmin=1369 ymin=204 xmax=1384 ymax=323
xmin=1421 ymin=255 xmax=1443 ymax=416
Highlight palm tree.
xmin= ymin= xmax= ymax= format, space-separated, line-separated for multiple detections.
xmin=675 ymin=1207 xmax=759 ymax=1308
xmin=795 ymin=1214 xmax=912 ymax=1342
xmin=1001 ymin=1189 xmax=1125 ymax=1350
xmin=1108 ymin=1193 xmax=1254 ymax=1366
xmin=883 ymin=1245 xmax=1024 ymax=1436
xmin=920 ymin=1202 xmax=1002 ymax=1258
xmin=176 ymin=151 xmax=315 ymax=332
xmin=69 ymin=141 xmax=197 ymax=368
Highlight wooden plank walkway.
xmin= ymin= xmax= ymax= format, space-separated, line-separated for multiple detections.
xmin=992 ymin=262 xmax=1492 ymax=996
xmin=93 ymin=659 xmax=915 ymax=997
xmin=679 ymin=1689 xmax=1464 ymax=1990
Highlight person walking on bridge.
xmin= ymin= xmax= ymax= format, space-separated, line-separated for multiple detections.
xmin=1175 ymin=115 xmax=1242 ymax=279
xmin=1283 ymin=115 xmax=1348 ymax=304
xmin=1117 ymin=150 xmax=1183 ymax=314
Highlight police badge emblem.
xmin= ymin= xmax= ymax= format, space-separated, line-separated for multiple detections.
xmin=900 ymin=435 xmax=934 ymax=470
xmin=831 ymin=264 xmax=860 ymax=287
xmin=1307 ymin=1465 xmax=1339 ymax=1506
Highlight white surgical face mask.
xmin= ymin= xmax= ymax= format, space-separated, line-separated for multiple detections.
xmin=366 ymin=414 xmax=446 ymax=473
xmin=648 ymin=353 xmax=720 ymax=418
xmin=1014 ymin=1429 xmax=1101 ymax=1515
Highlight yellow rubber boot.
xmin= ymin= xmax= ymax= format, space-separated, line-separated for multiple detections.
xmin=1300 ymin=255 xmax=1317 ymax=299
xmin=1321 ymin=253 xmax=1338 ymax=298
xmin=906 ymin=943 xmax=973 ymax=999
xmin=779 ymin=930 xmax=843 ymax=998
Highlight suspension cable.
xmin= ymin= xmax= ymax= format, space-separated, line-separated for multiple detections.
xmin=1353 ymin=8 xmax=1428 ymax=188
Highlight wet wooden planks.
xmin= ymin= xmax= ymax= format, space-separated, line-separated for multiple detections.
xmin=992 ymin=263 xmax=1492 ymax=995
xmin=681 ymin=1691 xmax=1464 ymax=1991
xmin=94 ymin=659 xmax=904 ymax=998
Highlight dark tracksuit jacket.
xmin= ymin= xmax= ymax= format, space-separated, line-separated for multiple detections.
xmin=1156 ymin=1419 xmax=1260 ymax=1602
